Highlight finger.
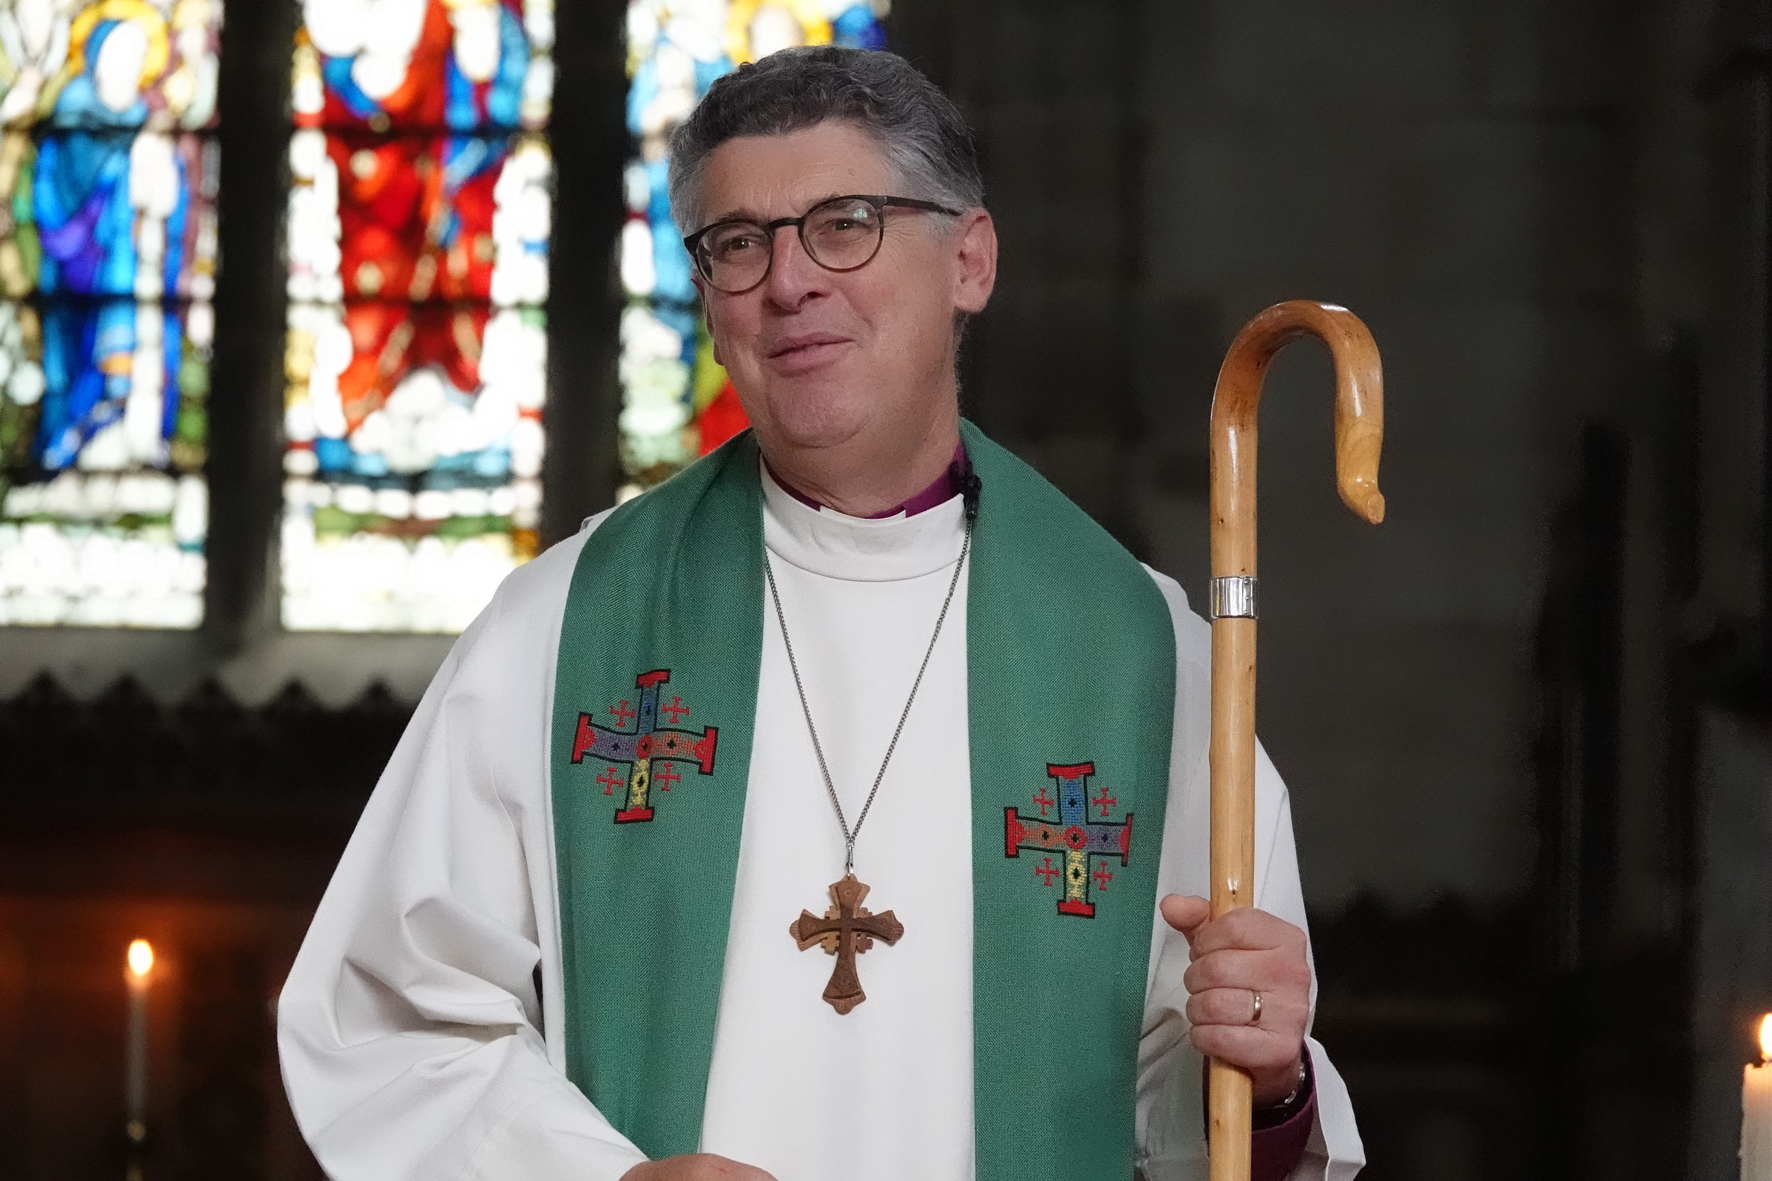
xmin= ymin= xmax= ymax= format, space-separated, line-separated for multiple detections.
xmin=1184 ymin=986 xmax=1264 ymax=1029
xmin=1188 ymin=1023 xmax=1304 ymax=1074
xmin=638 ymin=1154 xmax=777 ymax=1181
xmin=1159 ymin=894 xmax=1210 ymax=939
xmin=1183 ymin=946 xmax=1312 ymax=996
xmin=1186 ymin=908 xmax=1307 ymax=958
xmin=710 ymin=1161 xmax=776 ymax=1181
xmin=1182 ymin=947 xmax=1279 ymax=994
xmin=1187 ymin=990 xmax=1310 ymax=1042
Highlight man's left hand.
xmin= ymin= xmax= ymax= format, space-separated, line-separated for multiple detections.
xmin=1160 ymin=894 xmax=1310 ymax=1108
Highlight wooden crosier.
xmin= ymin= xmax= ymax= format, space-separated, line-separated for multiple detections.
xmin=1206 ymin=301 xmax=1384 ymax=1181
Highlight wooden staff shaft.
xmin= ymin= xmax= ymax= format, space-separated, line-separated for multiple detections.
xmin=1208 ymin=616 xmax=1257 ymax=1181
xmin=1206 ymin=301 xmax=1384 ymax=1181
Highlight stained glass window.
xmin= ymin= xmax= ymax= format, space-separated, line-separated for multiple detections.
xmin=282 ymin=0 xmax=553 ymax=632
xmin=0 ymin=0 xmax=220 ymax=628
xmin=617 ymin=0 xmax=886 ymax=499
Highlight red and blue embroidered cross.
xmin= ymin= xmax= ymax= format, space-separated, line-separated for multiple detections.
xmin=570 ymin=669 xmax=718 ymax=823
xmin=1003 ymin=762 xmax=1132 ymax=917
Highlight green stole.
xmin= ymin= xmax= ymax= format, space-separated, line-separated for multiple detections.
xmin=550 ymin=422 xmax=1176 ymax=1179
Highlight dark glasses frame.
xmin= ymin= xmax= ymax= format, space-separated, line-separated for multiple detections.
xmin=683 ymin=194 xmax=964 ymax=294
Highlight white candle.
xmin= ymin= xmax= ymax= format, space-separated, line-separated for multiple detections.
xmin=1743 ymin=1014 xmax=1772 ymax=1180
xmin=125 ymin=940 xmax=153 ymax=1149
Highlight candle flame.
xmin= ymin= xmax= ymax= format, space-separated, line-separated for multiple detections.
xmin=1760 ymin=1013 xmax=1772 ymax=1062
xmin=127 ymin=939 xmax=153 ymax=979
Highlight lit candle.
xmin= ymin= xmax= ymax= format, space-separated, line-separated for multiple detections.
xmin=125 ymin=940 xmax=153 ymax=1152
xmin=1743 ymin=1013 xmax=1772 ymax=1180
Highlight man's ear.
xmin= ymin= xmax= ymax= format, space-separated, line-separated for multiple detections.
xmin=952 ymin=208 xmax=997 ymax=316
xmin=693 ymin=276 xmax=725 ymax=366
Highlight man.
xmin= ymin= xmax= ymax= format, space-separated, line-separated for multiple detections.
xmin=278 ymin=47 xmax=1364 ymax=1181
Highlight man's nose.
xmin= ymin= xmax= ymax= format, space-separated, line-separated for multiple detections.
xmin=763 ymin=225 xmax=828 ymax=307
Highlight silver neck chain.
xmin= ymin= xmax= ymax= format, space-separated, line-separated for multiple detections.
xmin=762 ymin=518 xmax=973 ymax=875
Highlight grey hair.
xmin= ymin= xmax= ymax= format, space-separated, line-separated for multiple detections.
xmin=666 ymin=46 xmax=984 ymax=236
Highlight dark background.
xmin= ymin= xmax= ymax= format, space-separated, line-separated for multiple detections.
xmin=4 ymin=0 xmax=1772 ymax=1177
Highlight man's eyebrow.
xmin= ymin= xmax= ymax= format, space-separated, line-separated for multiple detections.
xmin=702 ymin=193 xmax=856 ymax=225
xmin=702 ymin=206 xmax=763 ymax=225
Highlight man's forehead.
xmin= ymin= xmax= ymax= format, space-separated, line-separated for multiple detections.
xmin=698 ymin=122 xmax=895 ymax=221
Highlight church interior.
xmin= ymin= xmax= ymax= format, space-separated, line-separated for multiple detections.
xmin=2 ymin=0 xmax=1770 ymax=1176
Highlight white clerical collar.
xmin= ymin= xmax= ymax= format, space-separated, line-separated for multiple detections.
xmin=760 ymin=456 xmax=966 ymax=583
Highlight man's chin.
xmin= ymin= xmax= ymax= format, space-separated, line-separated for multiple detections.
xmin=750 ymin=385 xmax=879 ymax=452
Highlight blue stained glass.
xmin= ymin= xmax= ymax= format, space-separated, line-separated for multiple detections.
xmin=472 ymin=446 xmax=511 ymax=478
xmin=694 ymin=56 xmax=733 ymax=99
xmin=315 ymin=436 xmax=353 ymax=472
xmin=626 ymin=56 xmax=656 ymax=140
xmin=442 ymin=134 xmax=501 ymax=191
xmin=320 ymin=55 xmax=380 ymax=124
xmin=25 ymin=130 xmax=211 ymax=300
xmin=35 ymin=133 xmax=133 ymax=296
xmin=644 ymin=158 xmax=671 ymax=225
xmin=31 ymin=300 xmax=194 ymax=473
xmin=833 ymin=6 xmax=886 ymax=50
xmin=162 ymin=151 xmax=189 ymax=296
xmin=652 ymin=220 xmax=695 ymax=305
xmin=0 ymin=0 xmax=221 ymax=629
xmin=50 ymin=21 xmax=150 ymax=128
xmin=444 ymin=5 xmax=529 ymax=131
xmin=38 ymin=302 xmax=127 ymax=469
xmin=653 ymin=303 xmax=697 ymax=351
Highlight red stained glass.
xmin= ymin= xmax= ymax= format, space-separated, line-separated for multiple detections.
xmin=696 ymin=380 xmax=749 ymax=456
xmin=327 ymin=134 xmax=505 ymax=302
xmin=335 ymin=300 xmax=488 ymax=432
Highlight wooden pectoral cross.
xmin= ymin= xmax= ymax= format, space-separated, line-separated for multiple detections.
xmin=789 ymin=874 xmax=904 ymax=1015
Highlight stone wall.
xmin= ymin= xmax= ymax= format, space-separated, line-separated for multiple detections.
xmin=901 ymin=0 xmax=1640 ymax=911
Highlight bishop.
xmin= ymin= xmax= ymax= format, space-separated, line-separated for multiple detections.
xmin=278 ymin=46 xmax=1365 ymax=1181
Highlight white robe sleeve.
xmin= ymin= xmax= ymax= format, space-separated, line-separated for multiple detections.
xmin=1136 ymin=570 xmax=1365 ymax=1180
xmin=277 ymin=523 xmax=648 ymax=1181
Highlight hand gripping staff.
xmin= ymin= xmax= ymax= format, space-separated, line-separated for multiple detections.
xmin=1205 ymin=301 xmax=1385 ymax=1181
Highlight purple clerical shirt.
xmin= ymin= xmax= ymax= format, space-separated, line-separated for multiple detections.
xmin=765 ymin=443 xmax=973 ymax=518
xmin=770 ymin=441 xmax=1316 ymax=1178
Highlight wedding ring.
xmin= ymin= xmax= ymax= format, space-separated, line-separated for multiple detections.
xmin=1248 ymin=991 xmax=1263 ymax=1026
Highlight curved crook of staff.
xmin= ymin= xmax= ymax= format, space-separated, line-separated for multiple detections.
xmin=1204 ymin=300 xmax=1384 ymax=1181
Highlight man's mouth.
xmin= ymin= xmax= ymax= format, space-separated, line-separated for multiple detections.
xmin=766 ymin=333 xmax=851 ymax=360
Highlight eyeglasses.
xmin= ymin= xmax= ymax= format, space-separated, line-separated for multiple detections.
xmin=683 ymin=194 xmax=963 ymax=294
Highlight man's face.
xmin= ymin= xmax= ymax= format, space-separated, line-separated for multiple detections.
xmin=692 ymin=120 xmax=995 ymax=452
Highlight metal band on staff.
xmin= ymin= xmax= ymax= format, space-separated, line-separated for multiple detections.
xmin=1208 ymin=576 xmax=1259 ymax=620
